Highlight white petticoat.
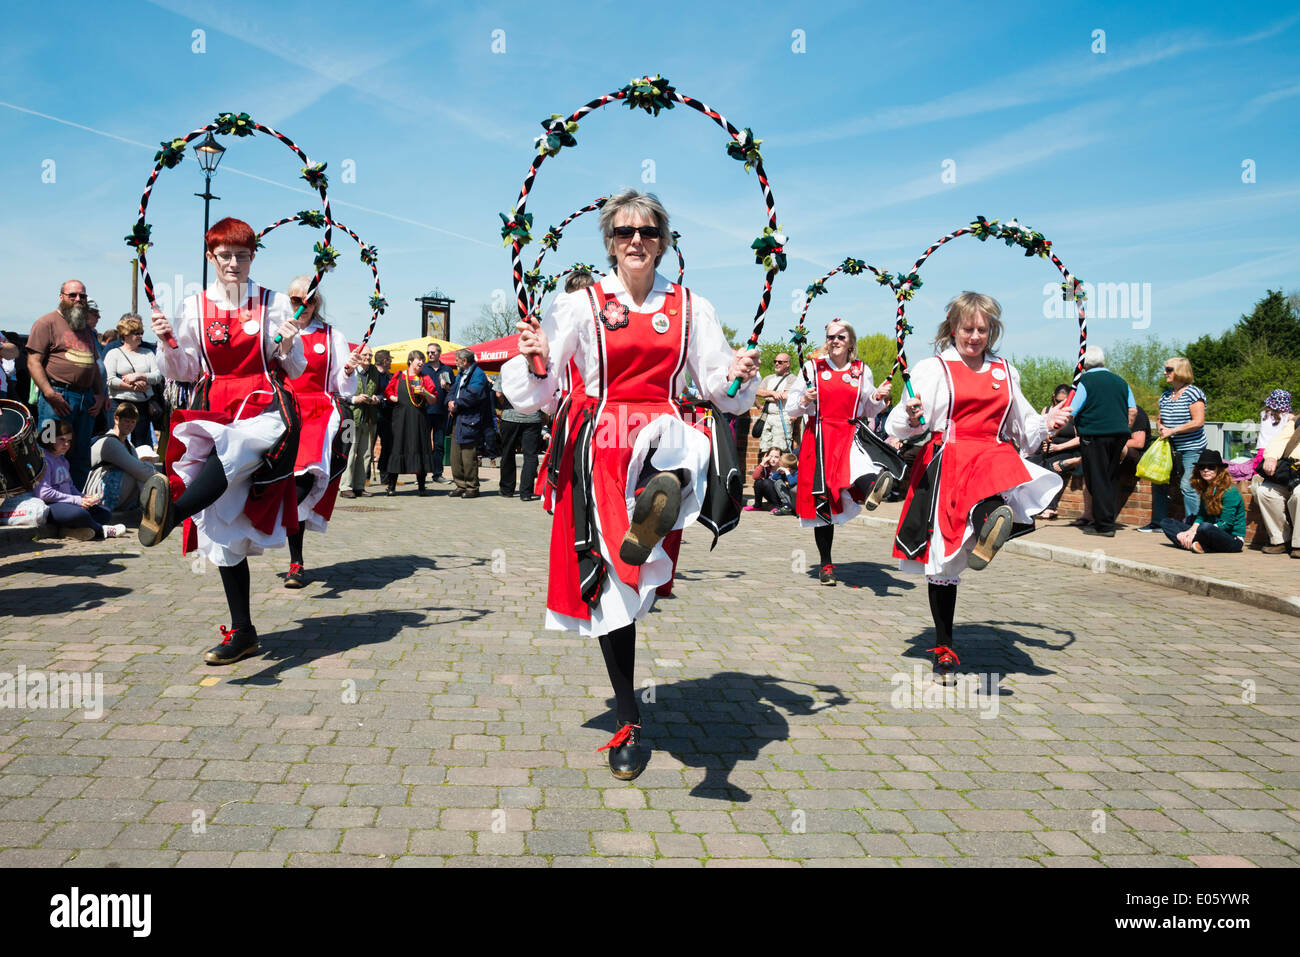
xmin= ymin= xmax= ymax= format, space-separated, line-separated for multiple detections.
xmin=798 ymin=437 xmax=887 ymax=529
xmin=545 ymin=415 xmax=709 ymax=637
xmin=294 ymin=402 xmax=342 ymax=534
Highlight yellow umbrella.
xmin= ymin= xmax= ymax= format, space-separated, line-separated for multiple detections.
xmin=374 ymin=336 xmax=465 ymax=373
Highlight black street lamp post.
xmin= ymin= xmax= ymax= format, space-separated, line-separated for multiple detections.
xmin=193 ymin=132 xmax=226 ymax=290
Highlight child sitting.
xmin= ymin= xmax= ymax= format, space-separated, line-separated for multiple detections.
xmin=33 ymin=421 xmax=127 ymax=541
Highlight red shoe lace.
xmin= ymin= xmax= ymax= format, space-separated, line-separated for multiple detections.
xmin=289 ymin=563 xmax=304 ymax=574
xmin=822 ymin=564 xmax=835 ymax=575
xmin=928 ymin=645 xmax=960 ymax=666
xmin=218 ymin=625 xmax=240 ymax=645
xmin=597 ymin=723 xmax=640 ymax=752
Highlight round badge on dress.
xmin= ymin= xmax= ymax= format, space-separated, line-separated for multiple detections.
xmin=842 ymin=373 xmax=853 ymax=384
xmin=991 ymin=367 xmax=1007 ymax=380
xmin=821 ymin=370 xmax=832 ymax=381
xmin=242 ymin=319 xmax=260 ymax=336
xmin=651 ymin=312 xmax=670 ymax=334
xmin=313 ymin=342 xmax=327 ymax=354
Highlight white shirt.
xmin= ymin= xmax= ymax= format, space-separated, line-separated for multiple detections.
xmin=885 ymin=346 xmax=1047 ymax=451
xmin=500 ymin=270 xmax=758 ymax=416
xmin=157 ymin=280 xmax=306 ymax=383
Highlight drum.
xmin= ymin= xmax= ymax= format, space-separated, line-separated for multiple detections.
xmin=0 ymin=399 xmax=45 ymax=493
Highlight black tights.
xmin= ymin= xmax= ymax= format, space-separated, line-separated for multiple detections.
xmin=173 ymin=451 xmax=228 ymax=522
xmin=599 ymin=625 xmax=639 ymax=726
xmin=928 ymin=582 xmax=957 ymax=647
xmin=814 ymin=525 xmax=834 ymax=567
xmin=288 ymin=476 xmax=313 ymax=565
xmin=219 ymin=560 xmax=252 ymax=631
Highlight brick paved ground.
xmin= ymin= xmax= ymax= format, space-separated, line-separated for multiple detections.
xmin=2 ymin=476 xmax=1298 ymax=867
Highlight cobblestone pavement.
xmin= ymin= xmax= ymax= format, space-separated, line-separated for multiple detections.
xmin=2 ymin=480 xmax=1298 ymax=868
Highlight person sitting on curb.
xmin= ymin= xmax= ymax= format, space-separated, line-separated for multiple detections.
xmin=1257 ymin=410 xmax=1300 ymax=557
xmin=84 ymin=401 xmax=159 ymax=514
xmin=1161 ymin=450 xmax=1246 ymax=554
xmin=33 ymin=421 xmax=127 ymax=541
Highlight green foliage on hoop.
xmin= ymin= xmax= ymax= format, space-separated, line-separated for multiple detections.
xmin=621 ymin=74 xmax=676 ymax=116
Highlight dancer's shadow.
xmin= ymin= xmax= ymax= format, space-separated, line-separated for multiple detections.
xmin=808 ymin=561 xmax=916 ymax=596
xmin=0 ymin=582 xmax=133 ymax=617
xmin=903 ymin=620 xmax=1076 ymax=680
xmin=671 ymin=568 xmax=743 ymax=583
xmin=304 ymin=553 xmax=485 ymax=599
xmin=228 ymin=605 xmax=489 ymax=686
xmin=586 ymin=671 xmax=849 ymax=802
xmin=0 ymin=551 xmax=132 ymax=579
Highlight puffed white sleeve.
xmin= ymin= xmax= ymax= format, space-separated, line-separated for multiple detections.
xmin=500 ymin=292 xmax=578 ymax=416
xmin=156 ymin=295 xmax=203 ymax=382
xmin=1004 ymin=362 xmax=1049 ymax=451
xmin=886 ymin=356 xmax=944 ymax=440
xmin=687 ymin=292 xmax=758 ymax=415
xmin=785 ymin=361 xmax=817 ymax=419
xmin=330 ymin=326 xmax=357 ymax=396
xmin=263 ymin=291 xmax=306 ymax=379
xmin=855 ymin=365 xmax=886 ymax=419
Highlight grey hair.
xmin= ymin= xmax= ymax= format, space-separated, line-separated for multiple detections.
xmin=1081 ymin=345 xmax=1106 ymax=369
xmin=826 ymin=319 xmax=857 ymax=355
xmin=455 ymin=348 xmax=474 ymax=364
xmin=287 ymin=274 xmax=326 ymax=318
xmin=599 ymin=189 xmax=671 ymax=269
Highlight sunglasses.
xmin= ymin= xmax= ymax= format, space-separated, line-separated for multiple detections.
xmin=62 ymin=291 xmax=88 ymax=300
xmin=1163 ymin=367 xmax=1174 ymax=373
xmin=826 ymin=334 xmax=849 ymax=341
xmin=290 ymin=296 xmax=314 ymax=307
xmin=612 ymin=225 xmax=661 ymax=240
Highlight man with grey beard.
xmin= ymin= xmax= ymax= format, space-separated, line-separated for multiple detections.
xmin=26 ymin=280 xmax=107 ymax=488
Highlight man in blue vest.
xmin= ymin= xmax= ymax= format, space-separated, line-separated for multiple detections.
xmin=1051 ymin=346 xmax=1137 ymax=537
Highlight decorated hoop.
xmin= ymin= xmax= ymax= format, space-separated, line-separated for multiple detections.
xmin=256 ymin=211 xmax=386 ymax=347
xmin=503 ymin=75 xmax=783 ymax=392
xmin=791 ymin=257 xmax=900 ymax=387
xmin=125 ymin=111 xmax=333 ymax=336
xmin=892 ymin=216 xmax=1088 ymax=391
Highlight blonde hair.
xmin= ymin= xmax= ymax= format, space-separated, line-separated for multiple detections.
xmin=116 ymin=313 xmax=144 ymax=338
xmin=933 ymin=292 xmax=1004 ymax=353
xmin=825 ymin=319 xmax=857 ymax=355
xmin=1165 ymin=356 xmax=1194 ymax=388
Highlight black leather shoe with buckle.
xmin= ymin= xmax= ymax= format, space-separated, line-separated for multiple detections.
xmin=599 ymin=723 xmax=646 ymax=780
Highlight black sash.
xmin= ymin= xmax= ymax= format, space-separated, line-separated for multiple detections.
xmin=895 ymin=441 xmax=942 ymax=559
xmin=570 ymin=409 xmax=608 ymax=609
xmin=695 ymin=403 xmax=743 ymax=548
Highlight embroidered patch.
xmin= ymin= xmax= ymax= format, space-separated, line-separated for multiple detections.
xmin=651 ymin=312 xmax=670 ymax=334
xmin=205 ymin=320 xmax=230 ymax=346
xmin=600 ymin=300 xmax=630 ymax=331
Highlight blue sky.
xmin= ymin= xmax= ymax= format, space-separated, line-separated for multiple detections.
xmin=2 ymin=0 xmax=1298 ymax=363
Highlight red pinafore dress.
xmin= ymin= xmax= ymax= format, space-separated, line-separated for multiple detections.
xmin=289 ymin=325 xmax=348 ymax=524
xmin=166 ymin=287 xmax=300 ymax=553
xmin=547 ymin=283 xmax=695 ymax=621
xmin=796 ymin=356 xmax=868 ymax=522
xmin=892 ymin=356 xmax=1029 ymax=564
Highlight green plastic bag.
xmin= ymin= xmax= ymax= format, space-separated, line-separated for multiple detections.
xmin=1136 ymin=436 xmax=1172 ymax=484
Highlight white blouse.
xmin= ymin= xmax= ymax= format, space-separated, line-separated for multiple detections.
xmin=500 ymin=271 xmax=758 ymax=417
xmin=885 ymin=346 xmax=1048 ymax=451
xmin=157 ymin=280 xmax=306 ymax=384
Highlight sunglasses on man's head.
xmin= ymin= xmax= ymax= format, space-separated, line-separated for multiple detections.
xmin=612 ymin=225 xmax=661 ymax=240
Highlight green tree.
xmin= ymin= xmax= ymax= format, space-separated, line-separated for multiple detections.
xmin=1009 ymin=354 xmax=1073 ymax=411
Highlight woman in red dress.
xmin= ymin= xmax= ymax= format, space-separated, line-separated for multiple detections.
xmin=786 ymin=319 xmax=894 ymax=585
xmin=887 ymin=292 xmax=1060 ymax=674
xmin=502 ymin=190 xmax=759 ymax=780
xmin=139 ymin=217 xmax=305 ymax=665
xmin=282 ymin=275 xmax=360 ymax=588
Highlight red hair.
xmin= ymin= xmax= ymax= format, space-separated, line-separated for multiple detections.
xmin=205 ymin=217 xmax=257 ymax=253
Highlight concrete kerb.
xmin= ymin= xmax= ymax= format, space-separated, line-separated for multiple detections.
xmin=856 ymin=515 xmax=1300 ymax=620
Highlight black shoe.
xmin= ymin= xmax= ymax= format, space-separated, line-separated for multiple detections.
xmin=449 ymin=488 xmax=465 ymax=497
xmin=418 ymin=487 xmax=428 ymax=497
xmin=620 ymin=472 xmax=681 ymax=566
xmin=865 ymin=470 xmax=894 ymax=511
xmin=500 ymin=489 xmax=516 ymax=498
xmin=386 ymin=486 xmax=396 ymax=496
xmin=968 ymin=504 xmax=1013 ymax=570
xmin=1082 ymin=526 xmax=1115 ymax=537
xmin=138 ymin=473 xmax=175 ymax=547
xmin=520 ymin=494 xmax=537 ymax=502
xmin=464 ymin=489 xmax=480 ymax=499
xmin=599 ymin=724 xmax=646 ymax=781
xmin=204 ymin=625 xmax=259 ymax=665
xmin=819 ymin=563 xmax=837 ymax=586
xmin=284 ymin=563 xmax=306 ymax=588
